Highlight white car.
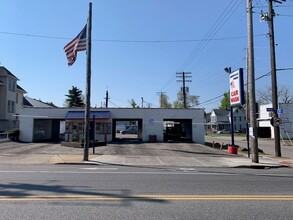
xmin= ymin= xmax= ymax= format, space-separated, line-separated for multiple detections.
xmin=217 ymin=129 xmax=230 ymax=134
xmin=120 ymin=126 xmax=137 ymax=134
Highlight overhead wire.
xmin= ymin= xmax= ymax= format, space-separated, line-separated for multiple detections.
xmin=0 ymin=30 xmax=258 ymax=43
xmin=176 ymin=0 xmax=243 ymax=72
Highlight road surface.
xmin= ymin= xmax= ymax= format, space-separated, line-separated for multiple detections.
xmin=0 ymin=164 xmax=292 ymax=220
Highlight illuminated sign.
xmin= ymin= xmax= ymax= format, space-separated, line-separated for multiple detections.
xmin=229 ymin=68 xmax=245 ymax=107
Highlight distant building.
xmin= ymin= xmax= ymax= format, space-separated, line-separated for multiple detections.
xmin=0 ymin=66 xmax=26 ymax=131
xmin=258 ymin=103 xmax=293 ymax=139
xmin=206 ymin=108 xmax=246 ymax=133
xmin=23 ymin=96 xmax=56 ymax=108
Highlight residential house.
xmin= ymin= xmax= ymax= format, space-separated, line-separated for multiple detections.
xmin=206 ymin=108 xmax=246 ymax=133
xmin=0 ymin=66 xmax=26 ymax=131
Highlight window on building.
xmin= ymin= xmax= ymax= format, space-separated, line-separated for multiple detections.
xmin=96 ymin=122 xmax=111 ymax=134
xmin=234 ymin=116 xmax=236 ymax=121
xmin=211 ymin=116 xmax=216 ymax=122
xmin=16 ymin=93 xmax=19 ymax=104
xmin=8 ymin=79 xmax=16 ymax=92
xmin=239 ymin=116 xmax=242 ymax=121
xmin=7 ymin=100 xmax=15 ymax=113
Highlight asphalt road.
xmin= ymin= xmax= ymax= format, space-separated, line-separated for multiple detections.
xmin=0 ymin=164 xmax=292 ymax=220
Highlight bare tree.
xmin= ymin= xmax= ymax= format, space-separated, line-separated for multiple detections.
xmin=257 ymin=85 xmax=293 ymax=104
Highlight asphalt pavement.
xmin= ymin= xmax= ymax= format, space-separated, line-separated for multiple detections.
xmin=0 ymin=137 xmax=292 ymax=168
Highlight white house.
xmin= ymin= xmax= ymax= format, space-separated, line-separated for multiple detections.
xmin=0 ymin=66 xmax=26 ymax=131
xmin=206 ymin=108 xmax=246 ymax=132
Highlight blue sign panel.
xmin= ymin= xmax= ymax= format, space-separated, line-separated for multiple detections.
xmin=277 ymin=109 xmax=283 ymax=114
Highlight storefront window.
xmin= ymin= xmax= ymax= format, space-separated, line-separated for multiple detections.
xmin=96 ymin=122 xmax=111 ymax=134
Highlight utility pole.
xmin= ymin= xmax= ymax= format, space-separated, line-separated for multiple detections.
xmin=246 ymin=48 xmax=250 ymax=158
xmin=157 ymin=92 xmax=166 ymax=108
xmin=260 ymin=0 xmax=284 ymax=157
xmin=247 ymin=0 xmax=259 ymax=163
xmin=141 ymin=97 xmax=144 ymax=108
xmin=176 ymin=72 xmax=191 ymax=109
xmin=105 ymin=89 xmax=109 ymax=108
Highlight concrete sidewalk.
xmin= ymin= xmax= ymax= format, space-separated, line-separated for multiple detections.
xmin=0 ymin=140 xmax=292 ymax=168
xmin=88 ymin=143 xmax=293 ymax=168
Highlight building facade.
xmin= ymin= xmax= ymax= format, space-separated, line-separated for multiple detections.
xmin=0 ymin=67 xmax=26 ymax=131
xmin=258 ymin=103 xmax=293 ymax=139
xmin=206 ymin=108 xmax=246 ymax=133
xmin=18 ymin=107 xmax=205 ymax=144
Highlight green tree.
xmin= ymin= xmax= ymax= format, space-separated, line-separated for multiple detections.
xmin=173 ymin=90 xmax=199 ymax=108
xmin=219 ymin=92 xmax=230 ymax=109
xmin=65 ymin=86 xmax=84 ymax=107
xmin=160 ymin=93 xmax=172 ymax=108
xmin=129 ymin=99 xmax=138 ymax=108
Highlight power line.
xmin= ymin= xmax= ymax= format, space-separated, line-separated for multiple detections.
xmin=176 ymin=0 xmax=244 ymax=72
xmin=199 ymin=68 xmax=293 ymax=106
xmin=0 ymin=30 xmax=266 ymax=43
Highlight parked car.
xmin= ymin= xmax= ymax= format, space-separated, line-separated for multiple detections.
xmin=120 ymin=126 xmax=137 ymax=134
xmin=217 ymin=129 xmax=230 ymax=134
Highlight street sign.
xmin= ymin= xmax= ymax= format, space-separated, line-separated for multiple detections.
xmin=266 ymin=108 xmax=275 ymax=112
xmin=229 ymin=68 xmax=245 ymax=107
xmin=270 ymin=116 xmax=282 ymax=127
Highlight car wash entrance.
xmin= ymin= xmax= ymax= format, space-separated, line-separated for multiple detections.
xmin=33 ymin=119 xmax=62 ymax=142
xmin=163 ymin=119 xmax=192 ymax=142
xmin=112 ymin=119 xmax=142 ymax=141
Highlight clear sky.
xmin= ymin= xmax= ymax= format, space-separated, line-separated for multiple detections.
xmin=0 ymin=0 xmax=292 ymax=111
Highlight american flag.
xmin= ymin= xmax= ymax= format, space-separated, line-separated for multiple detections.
xmin=64 ymin=25 xmax=87 ymax=66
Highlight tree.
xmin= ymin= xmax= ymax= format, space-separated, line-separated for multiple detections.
xmin=173 ymin=90 xmax=199 ymax=108
xmin=219 ymin=92 xmax=230 ymax=110
xmin=129 ymin=99 xmax=138 ymax=108
xmin=65 ymin=86 xmax=84 ymax=107
xmin=257 ymin=85 xmax=293 ymax=104
xmin=159 ymin=93 xmax=172 ymax=108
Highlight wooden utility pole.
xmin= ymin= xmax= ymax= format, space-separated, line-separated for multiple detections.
xmin=268 ymin=0 xmax=282 ymax=157
xmin=157 ymin=92 xmax=166 ymax=108
xmin=176 ymin=72 xmax=191 ymax=109
xmin=105 ymin=89 xmax=109 ymax=108
xmin=84 ymin=2 xmax=92 ymax=161
xmin=247 ymin=0 xmax=259 ymax=163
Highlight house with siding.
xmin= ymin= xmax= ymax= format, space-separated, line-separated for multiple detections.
xmin=0 ymin=66 xmax=26 ymax=131
xmin=206 ymin=108 xmax=246 ymax=133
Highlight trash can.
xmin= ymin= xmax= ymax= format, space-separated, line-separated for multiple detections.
xmin=228 ymin=145 xmax=238 ymax=154
xmin=149 ymin=135 xmax=157 ymax=142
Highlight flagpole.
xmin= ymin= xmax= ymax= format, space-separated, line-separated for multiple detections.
xmin=84 ymin=2 xmax=92 ymax=161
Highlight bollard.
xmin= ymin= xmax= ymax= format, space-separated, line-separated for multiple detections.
xmin=212 ymin=141 xmax=215 ymax=148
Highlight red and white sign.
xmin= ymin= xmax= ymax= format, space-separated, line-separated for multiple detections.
xmin=229 ymin=69 xmax=244 ymax=107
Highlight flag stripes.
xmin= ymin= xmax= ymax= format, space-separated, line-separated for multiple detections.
xmin=64 ymin=25 xmax=87 ymax=66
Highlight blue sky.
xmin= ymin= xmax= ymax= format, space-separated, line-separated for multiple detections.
xmin=0 ymin=0 xmax=292 ymax=111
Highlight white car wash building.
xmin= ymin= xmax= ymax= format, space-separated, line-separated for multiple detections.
xmin=18 ymin=107 xmax=205 ymax=144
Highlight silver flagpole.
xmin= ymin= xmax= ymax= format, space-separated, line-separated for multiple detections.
xmin=84 ymin=2 xmax=92 ymax=161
